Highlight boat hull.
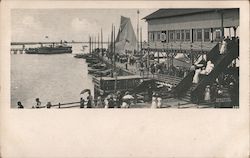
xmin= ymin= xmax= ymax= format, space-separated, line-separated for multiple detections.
xmin=25 ymin=46 xmax=72 ymax=54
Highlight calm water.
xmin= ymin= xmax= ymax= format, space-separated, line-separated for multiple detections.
xmin=11 ymin=44 xmax=94 ymax=108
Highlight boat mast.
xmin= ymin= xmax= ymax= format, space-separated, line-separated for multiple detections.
xmin=110 ymin=24 xmax=113 ymax=64
xmin=94 ymin=36 xmax=96 ymax=52
xmin=113 ymin=25 xmax=116 ymax=71
xmin=101 ymin=28 xmax=103 ymax=57
xmin=91 ymin=36 xmax=93 ymax=53
xmin=137 ymin=9 xmax=140 ymax=53
xmin=113 ymin=25 xmax=117 ymax=92
xmin=98 ymin=33 xmax=100 ymax=53
xmin=140 ymin=27 xmax=142 ymax=54
xmin=89 ymin=36 xmax=91 ymax=54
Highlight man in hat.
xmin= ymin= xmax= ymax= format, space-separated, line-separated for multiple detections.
xmin=35 ymin=98 xmax=41 ymax=108
xmin=17 ymin=101 xmax=24 ymax=109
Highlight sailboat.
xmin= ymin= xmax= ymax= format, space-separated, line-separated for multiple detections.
xmin=114 ymin=16 xmax=137 ymax=55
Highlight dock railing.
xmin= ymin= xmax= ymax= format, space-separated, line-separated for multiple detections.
xmin=32 ymin=101 xmax=84 ymax=109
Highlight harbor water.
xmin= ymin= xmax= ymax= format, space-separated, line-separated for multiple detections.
xmin=11 ymin=44 xmax=94 ymax=108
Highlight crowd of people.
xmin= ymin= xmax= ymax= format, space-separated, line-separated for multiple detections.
xmin=16 ymin=89 xmax=166 ymax=109
xmin=190 ymin=62 xmax=239 ymax=107
xmin=189 ymin=36 xmax=239 ymax=107
xmin=199 ymin=73 xmax=239 ymax=108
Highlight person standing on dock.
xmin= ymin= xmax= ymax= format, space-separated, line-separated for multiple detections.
xmin=46 ymin=102 xmax=52 ymax=108
xmin=96 ymin=96 xmax=103 ymax=108
xmin=204 ymin=85 xmax=211 ymax=102
xmin=17 ymin=101 xmax=24 ymax=108
xmin=33 ymin=98 xmax=41 ymax=108
xmin=151 ymin=93 xmax=157 ymax=108
xmin=157 ymin=94 xmax=162 ymax=108
xmin=86 ymin=91 xmax=93 ymax=108
xmin=116 ymin=91 xmax=122 ymax=108
xmin=80 ymin=98 xmax=85 ymax=108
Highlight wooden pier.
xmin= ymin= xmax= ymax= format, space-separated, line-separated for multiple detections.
xmin=10 ymin=48 xmax=25 ymax=54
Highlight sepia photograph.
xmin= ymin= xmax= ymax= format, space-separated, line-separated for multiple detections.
xmin=1 ymin=1 xmax=249 ymax=158
xmin=11 ymin=8 xmax=239 ymax=109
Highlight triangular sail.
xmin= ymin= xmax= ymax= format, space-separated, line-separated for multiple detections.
xmin=115 ymin=16 xmax=137 ymax=55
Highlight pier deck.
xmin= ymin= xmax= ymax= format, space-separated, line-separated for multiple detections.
xmin=97 ymin=55 xmax=186 ymax=86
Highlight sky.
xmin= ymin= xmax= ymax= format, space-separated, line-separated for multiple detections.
xmin=11 ymin=9 xmax=157 ymax=43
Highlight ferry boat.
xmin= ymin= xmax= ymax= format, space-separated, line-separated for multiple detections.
xmin=25 ymin=43 xmax=72 ymax=54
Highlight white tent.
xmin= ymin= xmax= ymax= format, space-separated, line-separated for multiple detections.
xmin=174 ymin=53 xmax=191 ymax=63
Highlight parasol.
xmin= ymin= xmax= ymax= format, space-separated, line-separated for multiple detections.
xmin=122 ymin=95 xmax=134 ymax=100
xmin=80 ymin=89 xmax=91 ymax=94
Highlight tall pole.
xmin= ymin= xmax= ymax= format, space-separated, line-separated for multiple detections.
xmin=101 ymin=28 xmax=103 ymax=56
xmin=137 ymin=9 xmax=140 ymax=53
xmin=98 ymin=33 xmax=100 ymax=51
xmin=108 ymin=36 xmax=109 ymax=54
xmin=94 ymin=36 xmax=96 ymax=51
xmin=221 ymin=11 xmax=224 ymax=40
xmin=91 ymin=36 xmax=93 ymax=53
xmin=110 ymin=24 xmax=114 ymax=78
xmin=113 ymin=25 xmax=117 ymax=91
xmin=140 ymin=27 xmax=142 ymax=53
xmin=90 ymin=36 xmax=92 ymax=54
xmin=111 ymin=24 xmax=113 ymax=62
xmin=89 ymin=36 xmax=91 ymax=54
xmin=113 ymin=25 xmax=116 ymax=69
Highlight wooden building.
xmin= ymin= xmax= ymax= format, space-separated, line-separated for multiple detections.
xmin=142 ymin=8 xmax=239 ymax=60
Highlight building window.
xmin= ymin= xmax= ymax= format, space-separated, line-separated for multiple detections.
xmin=204 ymin=29 xmax=210 ymax=42
xmin=157 ymin=32 xmax=161 ymax=41
xmin=193 ymin=29 xmax=202 ymax=41
xmin=161 ymin=31 xmax=167 ymax=43
xmin=149 ymin=32 xmax=154 ymax=42
xmin=185 ymin=30 xmax=190 ymax=41
xmin=197 ymin=29 xmax=202 ymax=41
xmin=176 ymin=30 xmax=181 ymax=41
xmin=169 ymin=30 xmax=175 ymax=42
xmin=154 ymin=32 xmax=158 ymax=41
xmin=215 ymin=29 xmax=221 ymax=41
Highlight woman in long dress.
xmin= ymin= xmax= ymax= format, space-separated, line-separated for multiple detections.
xmin=205 ymin=61 xmax=214 ymax=75
xmin=151 ymin=96 xmax=157 ymax=108
xmin=157 ymin=96 xmax=162 ymax=108
xmin=96 ymin=96 xmax=103 ymax=108
xmin=204 ymin=85 xmax=211 ymax=102
xmin=192 ymin=68 xmax=201 ymax=84
xmin=220 ymin=39 xmax=227 ymax=54
xmin=104 ymin=98 xmax=109 ymax=108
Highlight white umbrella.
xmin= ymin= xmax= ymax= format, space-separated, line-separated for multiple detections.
xmin=122 ymin=95 xmax=134 ymax=100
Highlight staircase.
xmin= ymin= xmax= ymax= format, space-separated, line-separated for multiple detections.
xmin=172 ymin=43 xmax=220 ymax=98
xmin=180 ymin=84 xmax=197 ymax=102
xmin=172 ymin=39 xmax=239 ymax=103
xmin=191 ymin=40 xmax=239 ymax=102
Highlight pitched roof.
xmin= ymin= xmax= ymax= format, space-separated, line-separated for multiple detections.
xmin=143 ymin=8 xmax=234 ymax=20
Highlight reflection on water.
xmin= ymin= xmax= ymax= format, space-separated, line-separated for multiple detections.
xmin=11 ymin=44 xmax=94 ymax=108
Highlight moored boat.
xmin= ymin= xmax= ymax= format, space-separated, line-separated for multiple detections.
xmin=25 ymin=43 xmax=72 ymax=54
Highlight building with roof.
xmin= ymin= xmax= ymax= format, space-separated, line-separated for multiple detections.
xmin=142 ymin=8 xmax=239 ymax=61
xmin=141 ymin=9 xmax=240 ymax=106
